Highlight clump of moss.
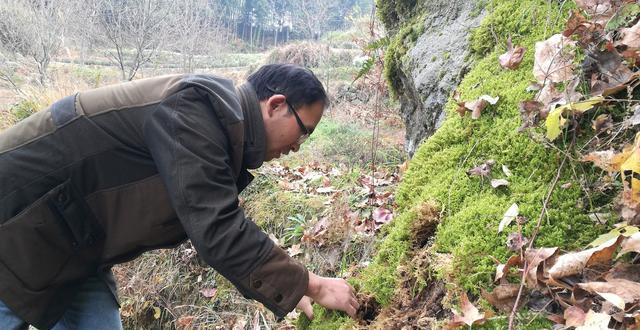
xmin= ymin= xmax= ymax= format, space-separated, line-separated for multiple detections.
xmin=375 ymin=0 xmax=420 ymax=31
xmin=383 ymin=16 xmax=425 ymax=98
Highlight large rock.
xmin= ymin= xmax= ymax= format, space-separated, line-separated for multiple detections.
xmin=396 ymin=2 xmax=485 ymax=155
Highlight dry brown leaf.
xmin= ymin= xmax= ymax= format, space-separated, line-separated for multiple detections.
xmin=524 ymin=247 xmax=558 ymax=287
xmin=547 ymin=236 xmax=622 ymax=279
xmin=578 ymin=279 xmax=640 ymax=305
xmin=481 ymin=283 xmax=522 ymax=313
xmin=467 ymin=159 xmax=495 ymax=178
xmin=575 ymin=310 xmax=613 ymax=330
xmin=592 ymin=114 xmax=613 ymax=134
xmin=605 ymin=263 xmax=640 ymax=282
xmin=491 ymin=179 xmax=509 ymax=188
xmin=565 ymin=305 xmax=587 ymax=327
xmin=445 ymin=292 xmax=487 ymax=329
xmin=563 ymin=10 xmax=604 ymax=45
xmin=499 ymin=37 xmax=526 ymax=70
xmin=575 ymin=0 xmax=616 ymax=24
xmin=533 ymin=34 xmax=577 ymax=84
xmin=506 ymin=233 xmax=528 ymax=252
xmin=495 ymin=255 xmax=522 ymax=283
xmin=587 ymin=49 xmax=638 ymax=96
xmin=619 ymin=232 xmax=640 ymax=256
xmin=583 ymin=150 xmax=617 ymax=172
xmin=617 ymin=20 xmax=640 ymax=49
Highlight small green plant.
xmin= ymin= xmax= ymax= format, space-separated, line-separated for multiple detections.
xmin=283 ymin=213 xmax=307 ymax=244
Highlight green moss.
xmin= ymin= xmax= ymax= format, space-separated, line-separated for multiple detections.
xmin=383 ymin=15 xmax=426 ymax=98
xmin=469 ymin=0 xmax=574 ymax=57
xmin=375 ymin=0 xmax=420 ymax=31
xmin=297 ymin=304 xmax=356 ymax=330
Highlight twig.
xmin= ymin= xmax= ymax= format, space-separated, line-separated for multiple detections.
xmin=508 ymin=135 xmax=573 ymax=330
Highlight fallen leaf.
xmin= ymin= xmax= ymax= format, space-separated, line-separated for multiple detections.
xmin=506 ymin=232 xmax=529 ymax=251
xmin=200 ymin=287 xmax=217 ymax=298
xmin=575 ymin=0 xmax=617 ymax=24
xmin=596 ymin=292 xmax=626 ymax=310
xmin=616 ymin=20 xmax=640 ymax=49
xmin=565 ymin=305 xmax=587 ymax=327
xmin=586 ymin=49 xmax=638 ymax=96
xmin=545 ymin=96 xmax=604 ymax=140
xmin=592 ymin=114 xmax=613 ymax=134
xmin=499 ymin=203 xmax=519 ymax=233
xmin=481 ymin=283 xmax=523 ymax=312
xmin=547 ymin=236 xmax=622 ymax=279
xmin=564 ymin=10 xmax=604 ymax=45
xmin=502 ymin=165 xmax=513 ymax=177
xmin=578 ymin=279 xmax=640 ymax=305
xmin=445 ymin=292 xmax=486 ymax=329
xmin=495 ymin=255 xmax=522 ymax=283
xmin=287 ymin=244 xmax=303 ymax=257
xmin=455 ymin=95 xmax=499 ymax=119
xmin=575 ymin=310 xmax=612 ymax=330
xmin=588 ymin=224 xmax=638 ymax=247
xmin=583 ymin=150 xmax=618 ymax=172
xmin=524 ymin=247 xmax=558 ymax=287
xmin=619 ymin=232 xmax=640 ymax=256
xmin=153 ymin=306 xmax=161 ymax=319
xmin=605 ymin=263 xmax=640 ymax=282
xmin=467 ymin=159 xmax=495 ymax=178
xmin=533 ymin=34 xmax=577 ymax=84
xmin=491 ymin=179 xmax=509 ymax=188
xmin=177 ymin=316 xmax=195 ymax=330
xmin=372 ymin=207 xmax=393 ymax=224
xmin=499 ymin=37 xmax=526 ymax=69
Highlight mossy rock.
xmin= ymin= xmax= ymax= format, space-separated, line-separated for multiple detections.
xmin=302 ymin=0 xmax=612 ymax=328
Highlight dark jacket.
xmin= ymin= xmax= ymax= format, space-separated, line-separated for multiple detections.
xmin=0 ymin=74 xmax=308 ymax=329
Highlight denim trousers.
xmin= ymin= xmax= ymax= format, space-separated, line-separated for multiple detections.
xmin=0 ymin=276 xmax=123 ymax=330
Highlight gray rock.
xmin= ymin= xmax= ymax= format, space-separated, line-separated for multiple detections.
xmin=398 ymin=1 xmax=486 ymax=155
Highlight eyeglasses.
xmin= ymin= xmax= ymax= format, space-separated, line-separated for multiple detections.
xmin=266 ymin=86 xmax=311 ymax=145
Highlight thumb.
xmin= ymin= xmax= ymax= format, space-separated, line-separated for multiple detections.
xmin=297 ymin=296 xmax=314 ymax=320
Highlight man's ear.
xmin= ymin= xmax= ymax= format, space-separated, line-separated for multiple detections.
xmin=266 ymin=94 xmax=286 ymax=117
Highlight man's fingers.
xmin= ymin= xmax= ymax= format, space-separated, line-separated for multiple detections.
xmin=350 ymin=298 xmax=360 ymax=310
xmin=346 ymin=305 xmax=357 ymax=318
xmin=303 ymin=302 xmax=314 ymax=320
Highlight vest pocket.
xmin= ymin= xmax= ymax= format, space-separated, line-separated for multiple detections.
xmin=0 ymin=180 xmax=100 ymax=291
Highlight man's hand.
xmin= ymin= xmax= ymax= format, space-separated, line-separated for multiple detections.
xmin=296 ymin=295 xmax=314 ymax=319
xmin=299 ymin=271 xmax=360 ymax=319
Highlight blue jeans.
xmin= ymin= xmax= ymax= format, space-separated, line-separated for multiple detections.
xmin=0 ymin=276 xmax=123 ymax=330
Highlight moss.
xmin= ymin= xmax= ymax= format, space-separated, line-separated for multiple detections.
xmin=383 ymin=15 xmax=426 ymax=98
xmin=469 ymin=0 xmax=574 ymax=57
xmin=375 ymin=0 xmax=420 ymax=31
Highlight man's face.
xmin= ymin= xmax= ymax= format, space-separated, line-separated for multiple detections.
xmin=261 ymin=95 xmax=324 ymax=161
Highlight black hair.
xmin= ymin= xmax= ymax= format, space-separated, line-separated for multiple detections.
xmin=247 ymin=64 xmax=329 ymax=111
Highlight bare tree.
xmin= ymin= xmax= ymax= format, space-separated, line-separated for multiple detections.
xmin=291 ymin=0 xmax=332 ymax=40
xmin=90 ymin=0 xmax=174 ymax=81
xmin=0 ymin=0 xmax=70 ymax=86
xmin=168 ymin=0 xmax=225 ymax=72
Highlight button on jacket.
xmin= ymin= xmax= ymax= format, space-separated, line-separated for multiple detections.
xmin=0 ymin=74 xmax=308 ymax=329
